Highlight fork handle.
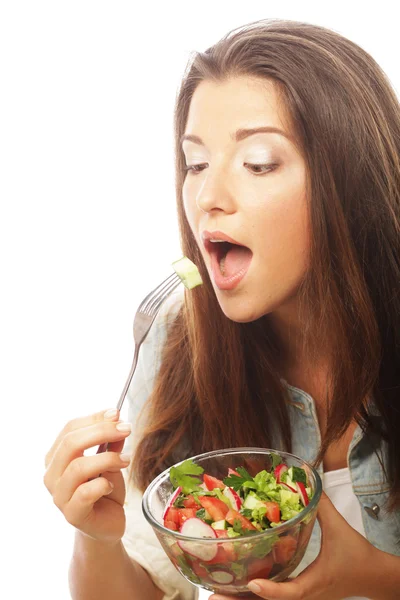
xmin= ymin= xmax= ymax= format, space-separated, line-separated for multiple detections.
xmin=96 ymin=344 xmax=140 ymax=456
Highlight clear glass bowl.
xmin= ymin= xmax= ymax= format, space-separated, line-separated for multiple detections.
xmin=142 ymin=447 xmax=322 ymax=597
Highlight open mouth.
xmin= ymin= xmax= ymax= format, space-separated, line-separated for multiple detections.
xmin=205 ymin=240 xmax=253 ymax=279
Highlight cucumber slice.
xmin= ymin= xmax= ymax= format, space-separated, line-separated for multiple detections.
xmin=211 ymin=519 xmax=227 ymax=530
xmin=172 ymin=257 xmax=203 ymax=289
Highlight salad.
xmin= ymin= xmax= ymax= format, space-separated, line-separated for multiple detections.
xmin=161 ymin=453 xmax=313 ymax=586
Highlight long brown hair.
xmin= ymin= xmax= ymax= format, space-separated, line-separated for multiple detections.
xmin=132 ymin=18 xmax=400 ymax=511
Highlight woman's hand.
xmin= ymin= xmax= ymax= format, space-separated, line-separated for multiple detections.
xmin=210 ymin=490 xmax=381 ymax=600
xmin=43 ymin=408 xmax=133 ymax=545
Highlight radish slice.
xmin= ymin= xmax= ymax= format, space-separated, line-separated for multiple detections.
xmin=223 ymin=486 xmax=242 ymax=510
xmin=279 ymin=481 xmax=297 ymax=493
xmin=178 ymin=518 xmax=217 ymax=561
xmin=199 ymin=482 xmax=208 ymax=491
xmin=162 ymin=486 xmax=182 ymax=520
xmin=209 ymin=570 xmax=234 ymax=584
xmin=274 ymin=463 xmax=288 ymax=483
xmin=296 ymin=481 xmax=309 ymax=506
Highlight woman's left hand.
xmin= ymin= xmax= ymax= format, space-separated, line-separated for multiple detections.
xmin=210 ymin=490 xmax=380 ymax=600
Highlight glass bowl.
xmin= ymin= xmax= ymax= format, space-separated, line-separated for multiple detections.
xmin=142 ymin=447 xmax=322 ymax=597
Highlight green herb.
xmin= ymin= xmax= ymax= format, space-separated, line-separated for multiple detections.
xmin=172 ymin=492 xmax=186 ymax=508
xmin=290 ymin=466 xmax=307 ymax=485
xmin=270 ymin=452 xmax=282 ymax=470
xmin=223 ymin=466 xmax=254 ymax=491
xmin=195 ymin=508 xmax=213 ymax=525
xmin=170 ymin=459 xmax=204 ymax=494
xmin=251 ymin=535 xmax=279 ymax=559
xmin=232 ymin=519 xmax=259 ymax=536
xmin=241 ymin=508 xmax=253 ymax=519
xmin=234 ymin=539 xmax=257 ymax=560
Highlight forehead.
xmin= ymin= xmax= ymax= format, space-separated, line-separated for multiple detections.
xmin=183 ymin=76 xmax=291 ymax=144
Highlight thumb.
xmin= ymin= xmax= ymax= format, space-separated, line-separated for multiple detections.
xmin=316 ymin=490 xmax=343 ymax=529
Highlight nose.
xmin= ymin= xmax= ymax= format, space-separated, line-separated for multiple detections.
xmin=195 ymin=167 xmax=236 ymax=215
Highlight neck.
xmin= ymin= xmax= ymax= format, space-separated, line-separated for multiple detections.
xmin=266 ymin=295 xmax=331 ymax=374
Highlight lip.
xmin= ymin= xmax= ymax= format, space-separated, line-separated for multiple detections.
xmin=201 ymin=230 xmax=247 ymax=248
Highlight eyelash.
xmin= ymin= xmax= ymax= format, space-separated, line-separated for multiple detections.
xmin=183 ymin=163 xmax=278 ymax=175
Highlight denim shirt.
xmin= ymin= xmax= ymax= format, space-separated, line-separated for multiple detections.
xmin=282 ymin=381 xmax=400 ymax=573
xmin=126 ymin=287 xmax=400 ymax=582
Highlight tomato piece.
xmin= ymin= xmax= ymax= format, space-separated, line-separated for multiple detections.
xmin=164 ymin=520 xmax=178 ymax=531
xmin=165 ymin=507 xmax=180 ymax=526
xmin=191 ymin=560 xmax=210 ymax=580
xmin=198 ymin=496 xmax=229 ymax=521
xmin=225 ymin=508 xmax=257 ymax=530
xmin=213 ymin=531 xmax=237 ymax=561
xmin=177 ymin=508 xmax=198 ymax=528
xmin=247 ymin=554 xmax=273 ymax=580
xmin=203 ymin=474 xmax=225 ymax=490
xmin=183 ymin=494 xmax=201 ymax=508
xmin=214 ymin=529 xmax=229 ymax=538
xmin=264 ymin=501 xmax=280 ymax=523
xmin=206 ymin=544 xmax=232 ymax=564
xmin=273 ymin=534 xmax=298 ymax=564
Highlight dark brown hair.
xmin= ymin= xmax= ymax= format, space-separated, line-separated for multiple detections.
xmin=131 ymin=18 xmax=400 ymax=511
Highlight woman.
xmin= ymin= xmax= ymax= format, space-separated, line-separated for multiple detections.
xmin=43 ymin=18 xmax=400 ymax=600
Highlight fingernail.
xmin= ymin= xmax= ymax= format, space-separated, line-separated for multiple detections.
xmin=248 ymin=581 xmax=262 ymax=594
xmin=119 ymin=453 xmax=131 ymax=463
xmin=104 ymin=408 xmax=118 ymax=419
xmin=116 ymin=422 xmax=132 ymax=432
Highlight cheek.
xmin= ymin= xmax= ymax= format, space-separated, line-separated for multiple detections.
xmin=182 ymin=180 xmax=204 ymax=244
xmin=182 ymin=186 xmax=194 ymax=225
xmin=257 ymin=191 xmax=310 ymax=278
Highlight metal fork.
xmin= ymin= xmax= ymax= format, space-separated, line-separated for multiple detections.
xmin=96 ymin=271 xmax=182 ymax=454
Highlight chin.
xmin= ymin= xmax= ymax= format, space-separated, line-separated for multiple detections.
xmin=217 ymin=295 xmax=267 ymax=323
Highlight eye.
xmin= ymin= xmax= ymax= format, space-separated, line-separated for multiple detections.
xmin=183 ymin=164 xmax=207 ymax=174
xmin=244 ymin=163 xmax=279 ymax=175
xmin=183 ymin=162 xmax=279 ymax=175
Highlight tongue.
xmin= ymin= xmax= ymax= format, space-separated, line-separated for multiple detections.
xmin=222 ymin=245 xmax=252 ymax=278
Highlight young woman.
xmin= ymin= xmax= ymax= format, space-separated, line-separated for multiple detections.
xmin=43 ymin=18 xmax=400 ymax=600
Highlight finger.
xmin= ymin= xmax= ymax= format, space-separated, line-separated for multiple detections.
xmin=105 ymin=439 xmax=127 ymax=454
xmin=62 ymin=476 xmax=115 ymax=528
xmin=52 ymin=451 xmax=131 ymax=508
xmin=211 ymin=593 xmax=277 ymax=600
xmin=246 ymin=578 xmax=304 ymax=599
xmin=316 ymin=490 xmax=345 ymax=530
xmin=44 ymin=408 xmax=120 ymax=467
xmin=44 ymin=420 xmax=132 ymax=492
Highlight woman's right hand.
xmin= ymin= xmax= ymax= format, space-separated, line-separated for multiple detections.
xmin=43 ymin=408 xmax=133 ymax=545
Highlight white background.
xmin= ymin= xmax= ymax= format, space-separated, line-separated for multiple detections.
xmin=1 ymin=2 xmax=398 ymax=598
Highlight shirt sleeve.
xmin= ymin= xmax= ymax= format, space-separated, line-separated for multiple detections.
xmin=120 ymin=287 xmax=197 ymax=600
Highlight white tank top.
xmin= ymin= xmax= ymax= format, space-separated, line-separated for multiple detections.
xmin=323 ymin=467 xmax=369 ymax=600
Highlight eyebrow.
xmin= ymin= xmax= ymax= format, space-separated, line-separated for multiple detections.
xmin=180 ymin=126 xmax=293 ymax=147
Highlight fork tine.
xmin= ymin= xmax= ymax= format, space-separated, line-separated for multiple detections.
xmin=149 ymin=275 xmax=182 ymax=315
xmin=139 ymin=272 xmax=181 ymax=315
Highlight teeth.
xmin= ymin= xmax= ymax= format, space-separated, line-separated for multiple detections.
xmin=210 ymin=239 xmax=226 ymax=243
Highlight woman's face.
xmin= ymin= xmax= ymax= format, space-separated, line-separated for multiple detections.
xmin=182 ymin=76 xmax=310 ymax=323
